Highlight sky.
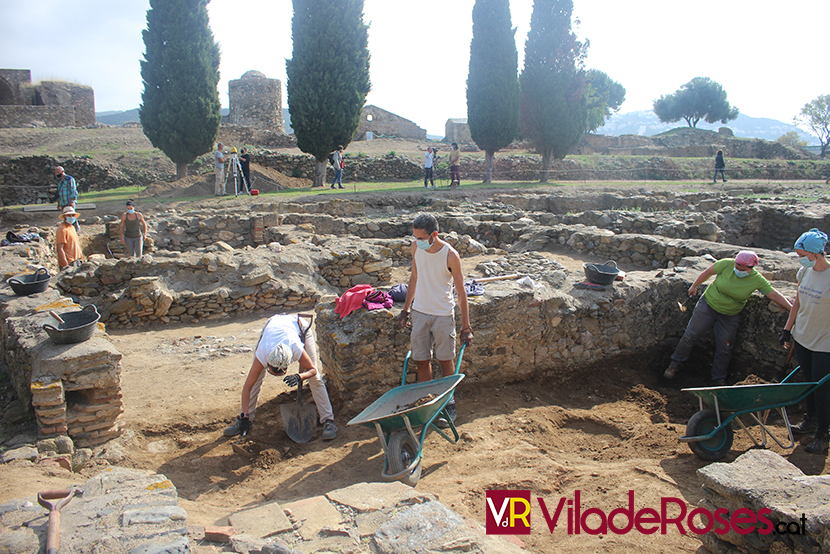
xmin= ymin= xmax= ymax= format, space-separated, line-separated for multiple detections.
xmin=1 ymin=0 xmax=827 ymax=138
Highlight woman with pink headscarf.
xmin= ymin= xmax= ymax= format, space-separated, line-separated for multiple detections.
xmin=663 ymin=250 xmax=793 ymax=386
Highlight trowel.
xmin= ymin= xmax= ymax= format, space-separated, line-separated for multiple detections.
xmin=281 ymin=380 xmax=318 ymax=443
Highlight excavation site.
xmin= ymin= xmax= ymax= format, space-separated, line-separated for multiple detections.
xmin=1 ymin=136 xmax=829 ymax=553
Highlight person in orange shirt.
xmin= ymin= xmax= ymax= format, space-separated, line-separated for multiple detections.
xmin=56 ymin=206 xmax=82 ymax=269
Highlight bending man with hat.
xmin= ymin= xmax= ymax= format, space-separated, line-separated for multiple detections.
xmin=780 ymin=228 xmax=830 ymax=454
xmin=56 ymin=206 xmax=82 ymax=270
xmin=224 ymin=313 xmax=337 ymax=441
xmin=664 ymin=250 xmax=792 ymax=386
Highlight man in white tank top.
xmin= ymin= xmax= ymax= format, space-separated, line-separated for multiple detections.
xmin=398 ymin=214 xmax=473 ymax=427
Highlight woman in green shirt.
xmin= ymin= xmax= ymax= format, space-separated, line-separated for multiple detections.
xmin=663 ymin=251 xmax=792 ymax=386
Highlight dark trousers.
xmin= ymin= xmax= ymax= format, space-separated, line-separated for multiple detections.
xmin=794 ymin=341 xmax=830 ymax=435
xmin=424 ymin=167 xmax=434 ymax=186
xmin=670 ymin=296 xmax=740 ymax=381
xmin=713 ymin=169 xmax=726 ymax=182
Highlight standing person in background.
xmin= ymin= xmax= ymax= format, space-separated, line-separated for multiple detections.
xmin=448 ymin=143 xmax=461 ymax=188
xmin=238 ymin=147 xmax=251 ymax=194
xmin=55 ymin=166 xmax=79 ymax=233
xmin=214 ymin=142 xmax=226 ymax=196
xmin=713 ymin=149 xmax=727 ymax=183
xmin=56 ymin=207 xmax=82 ymax=270
xmin=398 ymin=213 xmax=473 ymax=428
xmin=424 ymin=147 xmax=435 ymax=188
xmin=119 ymin=200 xmax=147 ymax=258
xmin=330 ymin=145 xmax=344 ymax=189
xmin=663 ymin=250 xmax=792 ymax=386
xmin=780 ymin=229 xmax=830 ymax=454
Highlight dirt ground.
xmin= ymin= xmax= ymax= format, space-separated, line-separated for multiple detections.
xmin=3 ymin=251 xmax=828 ymax=553
xmin=2 ymin=130 xmax=830 ymax=552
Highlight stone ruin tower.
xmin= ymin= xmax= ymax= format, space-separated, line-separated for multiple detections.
xmin=228 ymin=70 xmax=284 ymax=133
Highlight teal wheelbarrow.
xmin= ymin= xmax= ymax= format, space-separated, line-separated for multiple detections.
xmin=680 ymin=365 xmax=830 ymax=461
xmin=347 ymin=343 xmax=466 ymax=486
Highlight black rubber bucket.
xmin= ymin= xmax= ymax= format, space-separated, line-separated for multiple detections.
xmin=7 ymin=268 xmax=51 ymax=296
xmin=583 ymin=260 xmax=619 ymax=285
xmin=43 ymin=305 xmax=100 ymax=345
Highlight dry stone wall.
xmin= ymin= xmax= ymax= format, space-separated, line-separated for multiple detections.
xmin=315 ymin=257 xmax=796 ymax=409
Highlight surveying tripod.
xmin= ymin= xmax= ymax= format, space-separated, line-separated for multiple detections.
xmin=224 ymin=148 xmax=250 ymax=196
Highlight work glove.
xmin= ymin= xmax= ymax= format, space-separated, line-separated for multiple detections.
xmin=779 ymin=329 xmax=792 ymax=347
xmin=238 ymin=414 xmax=252 ymax=436
xmin=283 ymin=373 xmax=301 ymax=388
xmin=397 ymin=310 xmax=410 ymax=329
xmin=461 ymin=328 xmax=474 ymax=346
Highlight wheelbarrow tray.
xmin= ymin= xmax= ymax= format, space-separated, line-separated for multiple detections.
xmin=683 ymin=382 xmax=817 ymax=412
xmin=347 ymin=374 xmax=465 ymax=433
xmin=679 ymin=367 xmax=830 ymax=460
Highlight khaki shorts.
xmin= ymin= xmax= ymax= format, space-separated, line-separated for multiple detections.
xmin=411 ymin=309 xmax=456 ymax=362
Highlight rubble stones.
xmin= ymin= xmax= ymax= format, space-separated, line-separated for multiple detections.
xmin=696 ymin=450 xmax=830 ymax=554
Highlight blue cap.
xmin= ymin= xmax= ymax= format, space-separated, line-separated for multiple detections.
xmin=794 ymin=228 xmax=828 ymax=254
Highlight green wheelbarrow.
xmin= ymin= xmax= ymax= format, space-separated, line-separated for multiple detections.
xmin=347 ymin=343 xmax=466 ymax=486
xmin=680 ymin=365 xmax=830 ymax=461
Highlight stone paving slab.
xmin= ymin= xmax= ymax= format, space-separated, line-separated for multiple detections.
xmin=228 ymin=500 xmax=294 ymax=538
xmin=326 ymin=481 xmax=436 ymax=513
xmin=281 ymin=495 xmax=344 ymax=540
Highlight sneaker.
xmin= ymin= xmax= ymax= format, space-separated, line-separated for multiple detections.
xmin=331 ymin=185 xmax=335 ymax=189
xmin=663 ymin=363 xmax=680 ymax=380
xmin=805 ymin=433 xmax=829 ymax=454
xmin=338 ymin=185 xmax=344 ymax=189
xmin=711 ymin=379 xmax=726 ymax=387
xmin=321 ymin=419 xmax=337 ymax=441
xmin=223 ymin=416 xmax=251 ymax=437
xmin=793 ymin=416 xmax=818 ymax=436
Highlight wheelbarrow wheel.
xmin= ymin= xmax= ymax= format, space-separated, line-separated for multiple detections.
xmin=388 ymin=431 xmax=422 ymax=486
xmin=686 ymin=409 xmax=734 ymax=461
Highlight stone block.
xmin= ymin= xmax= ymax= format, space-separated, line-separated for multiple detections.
xmin=203 ymin=525 xmax=235 ymax=543
xmin=227 ymin=501 xmax=293 ymax=538
xmin=281 ymin=496 xmax=343 ymax=540
xmin=326 ymin=481 xmax=436 ymax=513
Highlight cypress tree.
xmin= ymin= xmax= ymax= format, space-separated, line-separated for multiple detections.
xmin=286 ymin=0 xmax=371 ymax=187
xmin=466 ymin=0 xmax=520 ymax=184
xmin=139 ymin=0 xmax=221 ymax=180
xmin=520 ymin=0 xmax=588 ymax=182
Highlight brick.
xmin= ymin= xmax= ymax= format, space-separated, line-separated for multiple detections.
xmin=204 ymin=526 xmax=236 ymax=543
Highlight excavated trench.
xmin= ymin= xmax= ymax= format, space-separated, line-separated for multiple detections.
xmin=2 ymin=187 xmax=828 ymax=554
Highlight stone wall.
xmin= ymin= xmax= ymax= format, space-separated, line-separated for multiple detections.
xmin=315 ymin=259 xmax=796 ymax=408
xmin=695 ymin=450 xmax=830 ymax=554
xmin=354 ymin=105 xmax=426 ymax=141
xmin=0 ymin=69 xmax=35 ymax=105
xmin=444 ymin=119 xmax=472 ymax=144
xmin=37 ymin=81 xmax=96 ymax=127
xmin=0 ymin=155 xmax=136 ymax=206
xmin=576 ymin=132 xmax=810 ymax=160
xmin=253 ymin=151 xmax=422 ymax=181
xmin=0 ymin=288 xmax=123 ymax=447
xmin=0 ymin=105 xmax=75 ymax=129
xmin=228 ymin=70 xmax=284 ymax=133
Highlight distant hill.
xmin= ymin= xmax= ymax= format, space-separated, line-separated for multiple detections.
xmin=596 ymin=110 xmax=818 ymax=145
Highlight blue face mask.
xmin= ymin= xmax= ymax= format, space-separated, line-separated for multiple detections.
xmin=734 ymin=268 xmax=749 ymax=278
xmin=65 ymin=217 xmax=76 ymax=225
xmin=416 ymin=239 xmax=431 ymax=250
xmin=799 ymin=256 xmax=816 ymax=269
xmin=127 ymin=208 xmax=134 ymax=214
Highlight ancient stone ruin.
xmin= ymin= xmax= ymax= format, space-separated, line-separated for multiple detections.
xmin=354 ymin=105 xmax=426 ymax=141
xmin=0 ymin=69 xmax=96 ymax=128
xmin=228 ymin=70 xmax=284 ymax=133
